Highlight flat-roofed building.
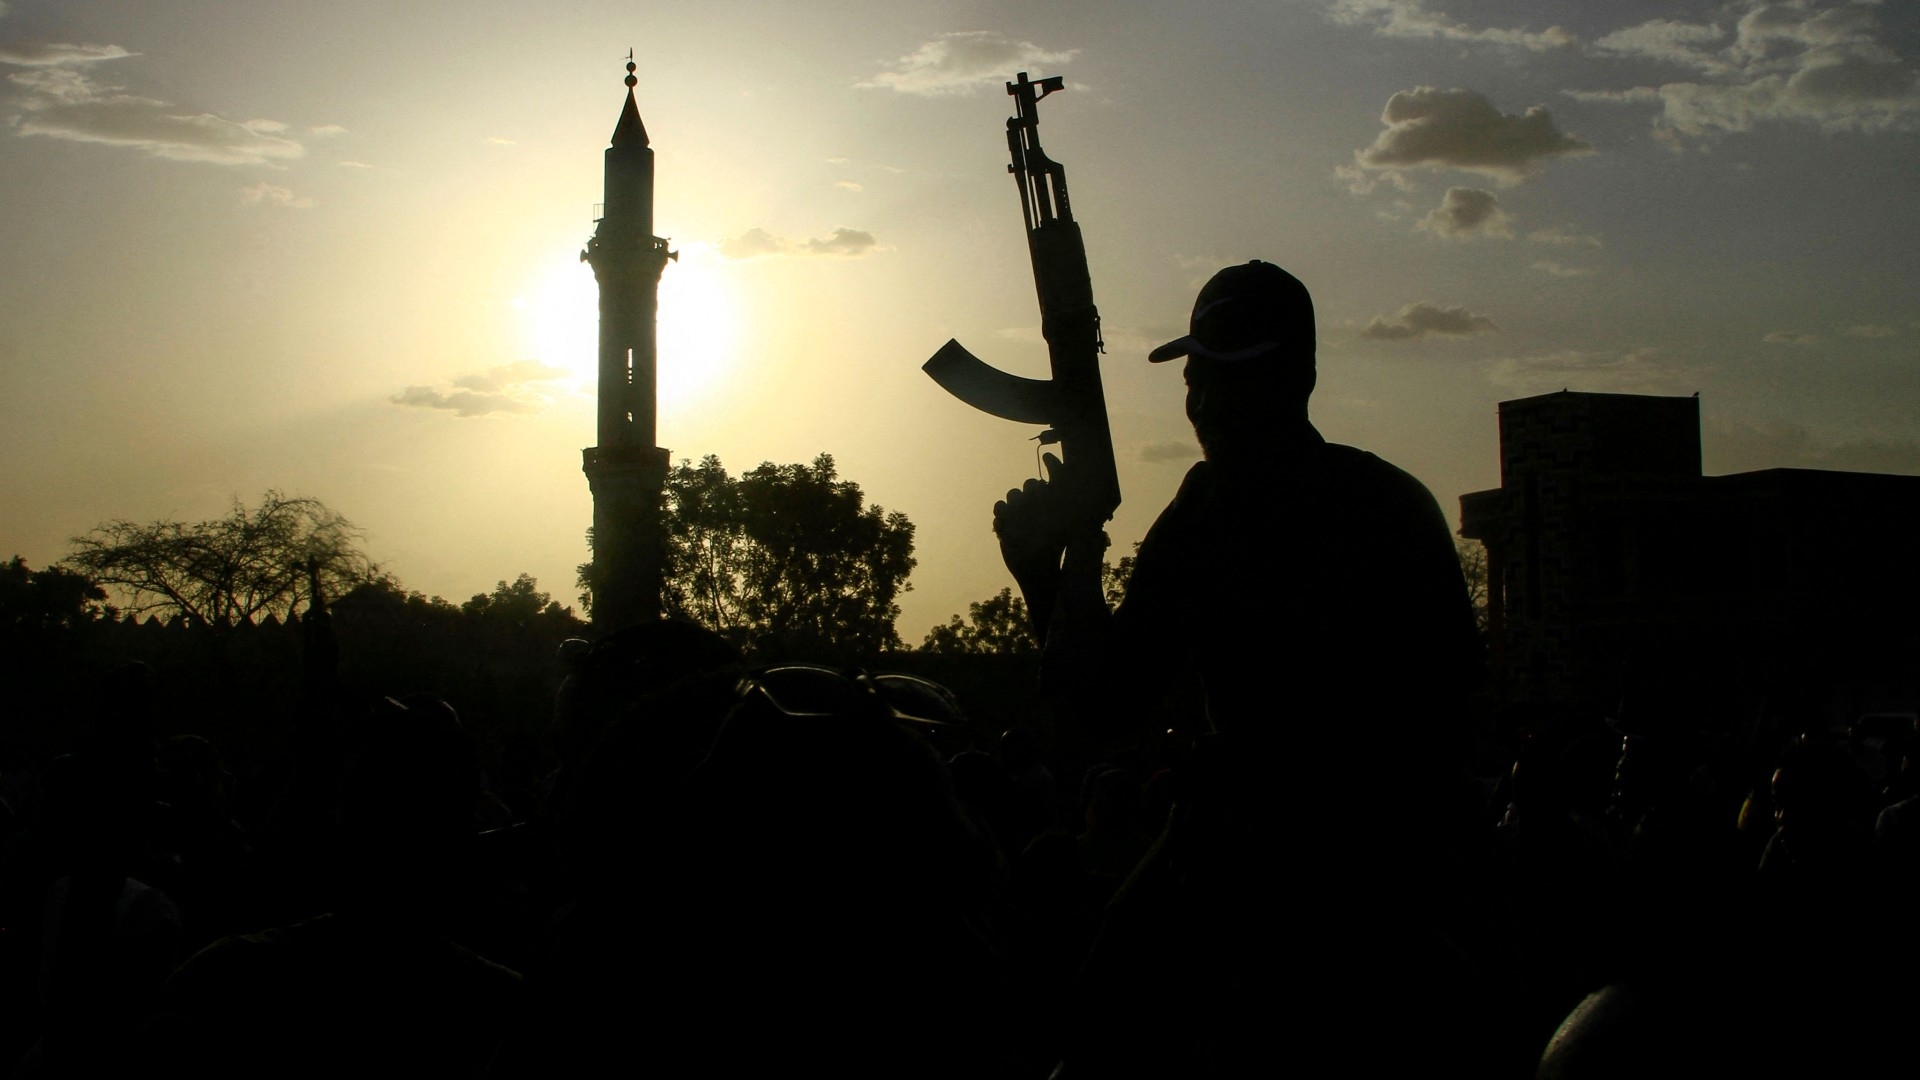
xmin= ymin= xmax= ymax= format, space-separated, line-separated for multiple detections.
xmin=1460 ymin=391 xmax=1920 ymax=727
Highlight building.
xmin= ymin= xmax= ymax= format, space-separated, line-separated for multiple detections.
xmin=1460 ymin=391 xmax=1920 ymax=728
xmin=581 ymin=58 xmax=676 ymax=632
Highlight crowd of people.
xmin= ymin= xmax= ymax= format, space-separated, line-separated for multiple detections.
xmin=3 ymin=615 xmax=1916 ymax=1077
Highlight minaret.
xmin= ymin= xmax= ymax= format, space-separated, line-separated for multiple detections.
xmin=581 ymin=56 xmax=675 ymax=632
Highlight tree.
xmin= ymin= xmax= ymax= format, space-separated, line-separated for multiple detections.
xmin=1457 ymin=538 xmax=1490 ymax=637
xmin=925 ymin=547 xmax=1138 ymax=656
xmin=1103 ymin=550 xmax=1137 ymax=612
xmin=1 ymin=556 xmax=113 ymax=632
xmin=463 ymin=572 xmax=580 ymax=627
xmin=67 ymin=490 xmax=383 ymax=625
xmin=922 ymin=587 xmax=1036 ymax=655
xmin=622 ymin=454 xmax=915 ymax=653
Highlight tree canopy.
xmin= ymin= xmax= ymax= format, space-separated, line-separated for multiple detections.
xmin=67 ymin=490 xmax=383 ymax=625
xmin=921 ymin=587 xmax=1035 ymax=656
xmin=923 ymin=550 xmax=1138 ymax=656
xmin=1 ymin=556 xmax=112 ymax=633
xmin=590 ymin=453 xmax=916 ymax=653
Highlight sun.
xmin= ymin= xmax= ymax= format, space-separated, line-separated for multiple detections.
xmin=519 ymin=240 xmax=738 ymax=420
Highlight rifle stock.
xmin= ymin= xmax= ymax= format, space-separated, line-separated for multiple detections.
xmin=923 ymin=71 xmax=1120 ymax=529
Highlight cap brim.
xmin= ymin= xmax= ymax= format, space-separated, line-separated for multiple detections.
xmin=1149 ymin=337 xmax=1288 ymax=364
xmin=1147 ymin=336 xmax=1194 ymax=363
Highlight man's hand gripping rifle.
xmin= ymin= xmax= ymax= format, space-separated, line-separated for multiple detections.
xmin=924 ymin=73 xmax=1120 ymax=613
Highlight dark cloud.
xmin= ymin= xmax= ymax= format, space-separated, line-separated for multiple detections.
xmin=1415 ymin=187 xmax=1512 ymax=239
xmin=1353 ymin=87 xmax=1592 ymax=185
xmin=858 ymin=31 xmax=1077 ymax=95
xmin=1763 ymin=331 xmax=1819 ymax=345
xmin=1361 ymin=301 xmax=1498 ymax=340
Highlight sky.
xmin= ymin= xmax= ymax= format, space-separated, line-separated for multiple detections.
xmin=2 ymin=0 xmax=1917 ymax=640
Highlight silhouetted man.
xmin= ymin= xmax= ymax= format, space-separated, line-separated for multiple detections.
xmin=997 ymin=261 xmax=1501 ymax=1076
xmin=996 ymin=260 xmax=1480 ymax=764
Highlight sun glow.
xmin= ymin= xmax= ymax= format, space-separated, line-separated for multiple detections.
xmin=520 ymin=241 xmax=738 ymax=422
xmin=656 ymin=242 xmax=739 ymax=419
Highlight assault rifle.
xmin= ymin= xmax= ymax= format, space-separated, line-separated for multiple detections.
xmin=924 ymin=71 xmax=1120 ymax=531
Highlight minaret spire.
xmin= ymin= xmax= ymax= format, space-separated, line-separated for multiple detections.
xmin=613 ymin=53 xmax=649 ymax=148
xmin=580 ymin=53 xmax=674 ymax=632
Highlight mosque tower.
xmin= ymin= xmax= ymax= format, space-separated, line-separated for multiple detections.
xmin=581 ymin=56 xmax=674 ymax=631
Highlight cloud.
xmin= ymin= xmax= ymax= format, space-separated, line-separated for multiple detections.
xmin=1528 ymin=226 xmax=1603 ymax=247
xmin=1709 ymin=415 xmax=1920 ymax=476
xmin=389 ymin=361 xmax=570 ymax=418
xmin=858 ymin=31 xmax=1077 ymax=95
xmin=720 ymin=226 xmax=879 ymax=259
xmin=802 ymin=227 xmax=876 ymax=255
xmin=835 ymin=180 xmax=863 ymax=192
xmin=1138 ymin=440 xmax=1198 ymax=464
xmin=719 ymin=227 xmax=787 ymax=260
xmin=336 ymin=160 xmax=373 ymax=169
xmin=450 ymin=360 xmax=569 ymax=392
xmin=0 ymin=42 xmax=133 ymax=65
xmin=1352 ymin=87 xmax=1593 ymax=185
xmin=1415 ymin=187 xmax=1512 ymax=239
xmin=5 ymin=66 xmax=304 ymax=164
xmin=1846 ymin=323 xmax=1898 ymax=338
xmin=1764 ymin=330 xmax=1819 ymax=345
xmin=1594 ymin=19 xmax=1734 ymax=73
xmin=239 ymin=182 xmax=313 ymax=208
xmin=308 ymin=123 xmax=347 ymax=136
xmin=389 ymin=387 xmax=534 ymax=418
xmin=1333 ymin=162 xmax=1411 ymax=196
xmin=1361 ymin=301 xmax=1498 ymax=340
xmin=1326 ymin=0 xmax=1572 ymax=52
xmin=1487 ymin=347 xmax=1684 ymax=395
xmin=1531 ymin=260 xmax=1589 ymax=278
xmin=1574 ymin=5 xmax=1920 ymax=139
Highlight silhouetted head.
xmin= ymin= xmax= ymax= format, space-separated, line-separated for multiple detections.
xmin=554 ymin=618 xmax=746 ymax=766
xmin=1771 ymin=734 xmax=1870 ymax=832
xmin=1150 ymin=260 xmax=1317 ymax=457
xmin=681 ymin=664 xmax=988 ymax=902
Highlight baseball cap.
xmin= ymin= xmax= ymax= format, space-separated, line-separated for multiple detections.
xmin=1148 ymin=260 xmax=1315 ymax=363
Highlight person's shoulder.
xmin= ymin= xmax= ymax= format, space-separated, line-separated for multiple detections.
xmin=1172 ymin=459 xmax=1214 ymax=498
xmin=1322 ymin=443 xmax=1443 ymax=505
xmin=1145 ymin=460 xmax=1215 ymax=527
